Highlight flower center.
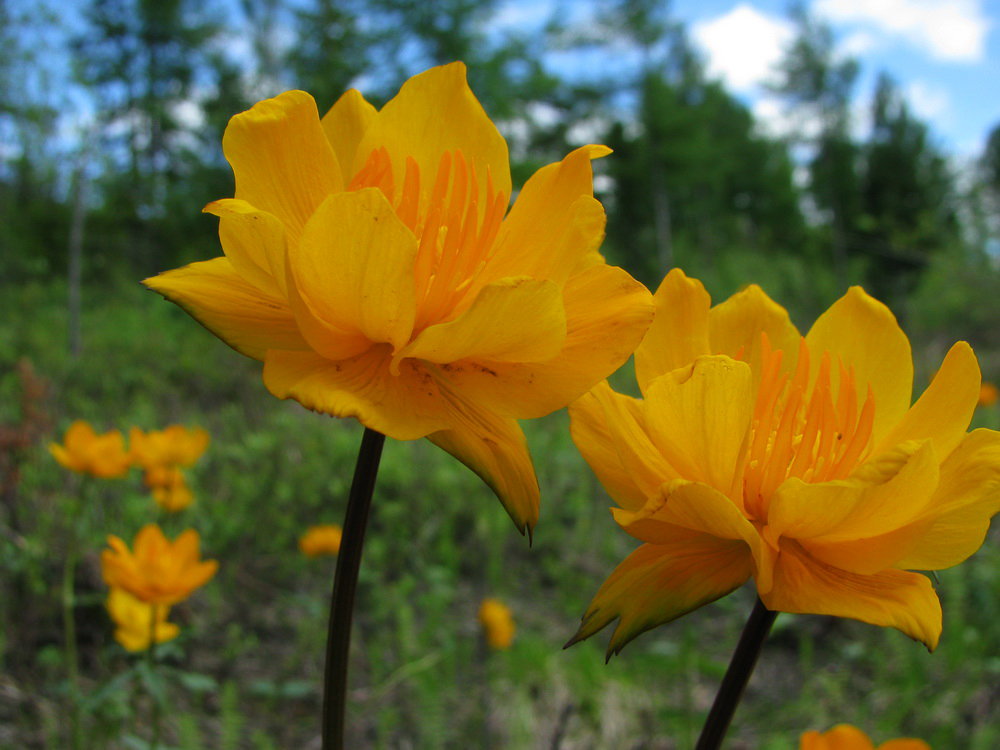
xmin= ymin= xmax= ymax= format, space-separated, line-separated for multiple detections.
xmin=743 ymin=333 xmax=875 ymax=520
xmin=349 ymin=146 xmax=508 ymax=331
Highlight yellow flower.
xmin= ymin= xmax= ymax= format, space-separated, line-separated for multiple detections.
xmin=478 ymin=598 xmax=515 ymax=650
xmin=149 ymin=467 xmax=195 ymax=512
xmin=106 ymin=587 xmax=180 ymax=652
xmin=102 ymin=524 xmax=218 ymax=605
xmin=143 ymin=62 xmax=653 ymax=534
xmin=978 ymin=381 xmax=998 ymax=408
xmin=299 ymin=524 xmax=343 ymax=556
xmin=569 ymin=269 xmax=1000 ymax=655
xmin=49 ymin=420 xmax=131 ymax=478
xmin=130 ymin=425 xmax=209 ymax=470
xmin=801 ymin=724 xmax=930 ymax=749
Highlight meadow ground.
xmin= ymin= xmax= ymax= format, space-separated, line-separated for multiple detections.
xmin=2 ymin=277 xmax=999 ymax=749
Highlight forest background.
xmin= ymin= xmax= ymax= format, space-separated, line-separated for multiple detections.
xmin=2 ymin=0 xmax=1000 ymax=748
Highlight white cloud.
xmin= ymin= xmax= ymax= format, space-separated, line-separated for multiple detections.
xmin=815 ymin=0 xmax=990 ymax=62
xmin=840 ymin=30 xmax=880 ymax=56
xmin=691 ymin=4 xmax=794 ymax=92
xmin=905 ymin=80 xmax=951 ymax=121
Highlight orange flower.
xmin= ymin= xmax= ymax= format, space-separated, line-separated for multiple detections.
xmin=801 ymin=724 xmax=930 ymax=749
xmin=106 ymin=588 xmax=180 ymax=652
xmin=478 ymin=598 xmax=515 ymax=650
xmin=49 ymin=420 xmax=131 ymax=478
xmin=130 ymin=425 xmax=209 ymax=470
xmin=102 ymin=524 xmax=218 ymax=605
xmin=149 ymin=467 xmax=195 ymax=512
xmin=299 ymin=524 xmax=343 ymax=556
xmin=143 ymin=63 xmax=653 ymax=534
xmin=978 ymin=381 xmax=998 ymax=408
xmin=569 ymin=269 xmax=1000 ymax=654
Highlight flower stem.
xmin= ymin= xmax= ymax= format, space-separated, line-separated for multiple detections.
xmin=147 ymin=604 xmax=161 ymax=750
xmin=322 ymin=427 xmax=386 ymax=750
xmin=62 ymin=547 xmax=82 ymax=750
xmin=695 ymin=597 xmax=778 ymax=750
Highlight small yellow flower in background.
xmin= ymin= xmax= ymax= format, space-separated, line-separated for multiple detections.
xmin=143 ymin=62 xmax=654 ymax=535
xmin=978 ymin=381 xmax=998 ymax=408
xmin=299 ymin=524 xmax=343 ymax=556
xmin=149 ymin=467 xmax=195 ymax=512
xmin=478 ymin=597 xmax=515 ymax=650
xmin=130 ymin=426 xmax=208 ymax=510
xmin=102 ymin=524 xmax=218 ymax=605
xmin=49 ymin=420 xmax=131 ymax=478
xmin=568 ymin=268 xmax=1000 ymax=656
xmin=801 ymin=724 xmax=930 ymax=749
xmin=106 ymin=587 xmax=180 ymax=652
xmin=130 ymin=425 xmax=210 ymax=468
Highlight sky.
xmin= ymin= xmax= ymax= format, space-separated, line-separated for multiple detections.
xmin=498 ymin=0 xmax=999 ymax=160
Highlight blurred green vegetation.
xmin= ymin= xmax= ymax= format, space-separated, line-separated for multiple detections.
xmin=3 ymin=0 xmax=1000 ymax=747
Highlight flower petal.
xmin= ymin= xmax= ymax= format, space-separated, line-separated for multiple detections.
xmin=486 ymin=146 xmax=610 ymax=284
xmin=143 ymin=257 xmax=308 ymax=362
xmin=223 ymin=90 xmax=343 ymax=244
xmin=615 ymin=479 xmax=772 ymax=591
xmin=763 ymin=543 xmax=941 ymax=650
xmin=879 ymin=740 xmax=932 ymax=750
xmin=354 ymin=62 xmax=510 ymax=222
xmin=635 ymin=268 xmax=711 ymax=395
xmin=567 ymin=538 xmax=752 ymax=658
xmin=894 ymin=428 xmax=1000 ymax=570
xmin=874 ymin=341 xmax=980 ymax=459
xmin=569 ymin=382 xmax=672 ymax=511
xmin=396 ymin=277 xmax=565 ymax=366
xmin=805 ymin=287 xmax=912 ymax=445
xmin=427 ymin=382 xmax=539 ymax=536
xmin=289 ymin=188 xmax=417 ymax=358
xmin=708 ymin=283 xmax=801 ymax=391
xmin=643 ymin=356 xmax=754 ymax=504
xmin=262 ymin=346 xmax=451 ymax=440
xmin=203 ymin=199 xmax=288 ymax=298
xmin=422 ymin=263 xmax=654 ymax=419
xmin=800 ymin=725 xmax=876 ymax=750
xmin=768 ymin=442 xmax=939 ymax=574
xmin=321 ymin=88 xmax=377 ymax=180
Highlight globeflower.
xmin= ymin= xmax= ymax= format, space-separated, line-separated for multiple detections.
xmin=130 ymin=425 xmax=209 ymax=469
xmin=568 ymin=269 xmax=1000 ymax=655
xmin=106 ymin=587 xmax=180 ymax=652
xmin=478 ymin=597 xmax=515 ymax=650
xmin=143 ymin=62 xmax=653 ymax=533
xmin=49 ymin=420 xmax=131 ymax=478
xmin=299 ymin=524 xmax=343 ymax=556
xmin=801 ymin=724 xmax=930 ymax=749
xmin=130 ymin=426 xmax=208 ymax=511
xmin=102 ymin=524 xmax=218 ymax=605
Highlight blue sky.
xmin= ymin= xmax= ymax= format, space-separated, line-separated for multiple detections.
xmin=498 ymin=0 xmax=999 ymax=160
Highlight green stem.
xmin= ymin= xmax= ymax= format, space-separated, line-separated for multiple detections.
xmin=148 ymin=604 xmax=161 ymax=750
xmin=322 ymin=428 xmax=386 ymax=750
xmin=62 ymin=547 xmax=82 ymax=750
xmin=695 ymin=597 xmax=778 ymax=750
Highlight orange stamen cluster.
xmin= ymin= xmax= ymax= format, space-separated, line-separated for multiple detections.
xmin=743 ymin=333 xmax=875 ymax=520
xmin=349 ymin=146 xmax=508 ymax=330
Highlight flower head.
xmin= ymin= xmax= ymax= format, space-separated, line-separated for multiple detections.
xmin=143 ymin=62 xmax=653 ymax=534
xmin=49 ymin=421 xmax=131 ymax=478
xmin=106 ymin=587 xmax=180 ymax=652
xmin=149 ymin=466 xmax=195 ymax=512
xmin=569 ymin=269 xmax=1000 ymax=655
xmin=299 ymin=524 xmax=343 ymax=556
xmin=978 ymin=381 xmax=998 ymax=408
xmin=801 ymin=724 xmax=930 ymax=749
xmin=478 ymin=597 xmax=515 ymax=650
xmin=130 ymin=425 xmax=209 ymax=470
xmin=102 ymin=524 xmax=218 ymax=605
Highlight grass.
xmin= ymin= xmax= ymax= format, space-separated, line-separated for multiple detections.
xmin=2 ymin=275 xmax=999 ymax=748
